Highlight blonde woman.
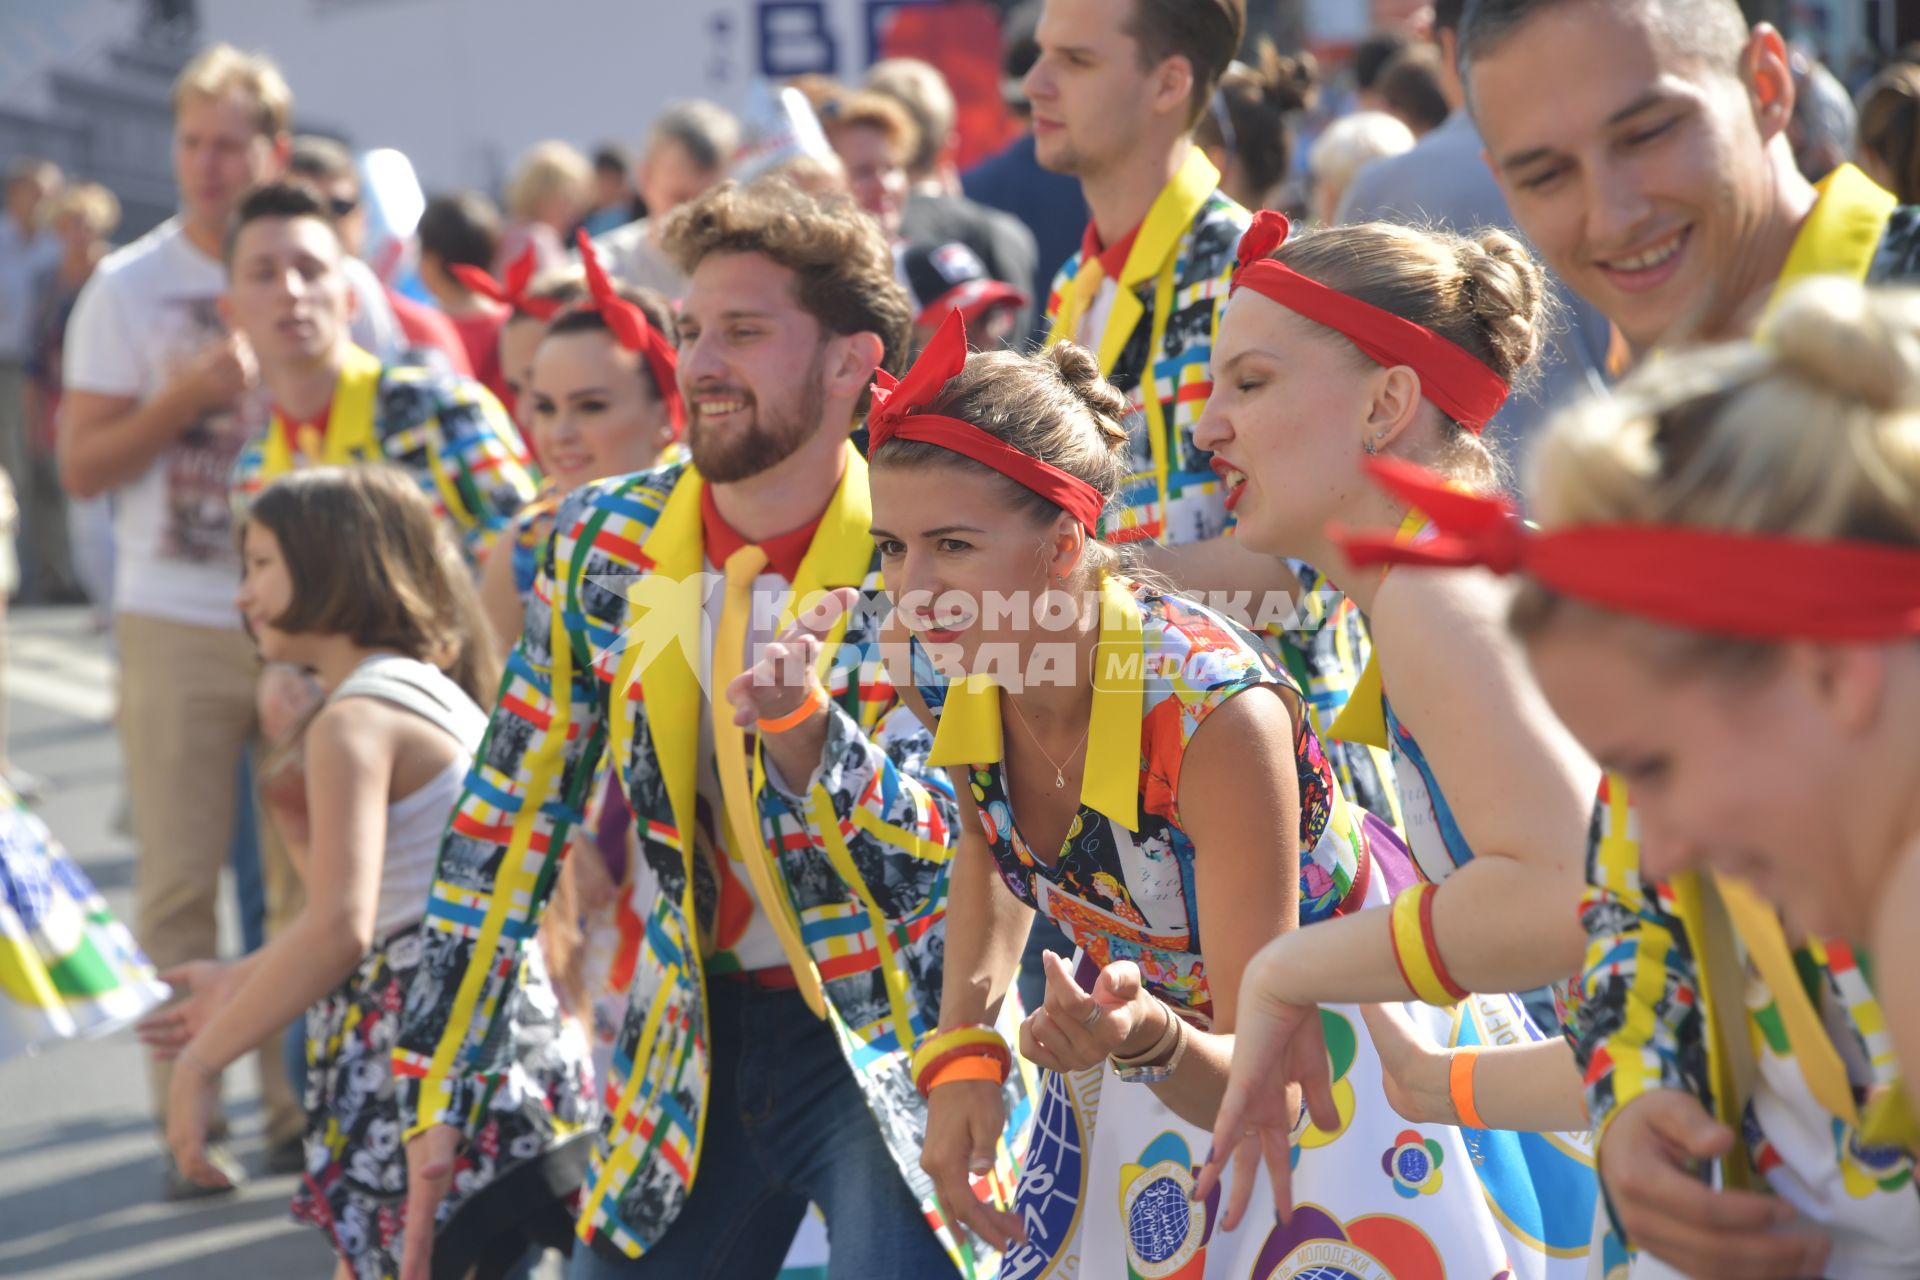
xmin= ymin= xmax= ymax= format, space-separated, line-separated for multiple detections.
xmin=499 ymin=139 xmax=593 ymax=276
xmin=1346 ymin=279 xmax=1920 ymax=1279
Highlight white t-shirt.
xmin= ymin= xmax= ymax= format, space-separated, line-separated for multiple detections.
xmin=61 ymin=218 xmax=400 ymax=629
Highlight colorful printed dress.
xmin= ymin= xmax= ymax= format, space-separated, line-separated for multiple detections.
xmin=0 ymin=780 xmax=164 ymax=1059
xmin=293 ymin=657 xmax=592 ymax=1280
xmin=919 ymin=578 xmax=1535 ymax=1280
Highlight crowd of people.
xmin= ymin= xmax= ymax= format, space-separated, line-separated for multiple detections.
xmin=1 ymin=0 xmax=1919 ymax=1278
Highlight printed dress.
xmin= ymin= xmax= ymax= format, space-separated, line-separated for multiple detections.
xmin=0 ymin=780 xmax=164 ymax=1060
xmin=292 ymin=658 xmax=593 ymax=1280
xmin=919 ymin=578 xmax=1536 ymax=1280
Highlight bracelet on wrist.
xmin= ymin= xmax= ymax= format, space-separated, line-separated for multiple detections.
xmin=927 ymin=1055 xmax=1006 ymax=1092
xmin=911 ymin=1025 xmax=1012 ymax=1098
xmin=1389 ymin=883 xmax=1468 ymax=1006
xmin=1450 ymin=1046 xmax=1486 ymax=1128
xmin=1111 ymin=1001 xmax=1187 ymax=1084
xmin=756 ymin=684 xmax=828 ymax=736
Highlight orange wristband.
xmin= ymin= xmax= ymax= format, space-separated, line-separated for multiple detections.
xmin=927 ymin=1055 xmax=1007 ymax=1091
xmin=756 ymin=684 xmax=828 ymax=735
xmin=1450 ymin=1046 xmax=1486 ymax=1129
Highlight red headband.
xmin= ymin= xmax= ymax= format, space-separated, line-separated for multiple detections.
xmin=1337 ymin=456 xmax=1920 ymax=641
xmin=868 ymin=311 xmax=1107 ymax=531
xmin=448 ymin=243 xmax=562 ymax=321
xmin=574 ymin=229 xmax=685 ymax=435
xmin=1231 ymin=212 xmax=1510 ymax=433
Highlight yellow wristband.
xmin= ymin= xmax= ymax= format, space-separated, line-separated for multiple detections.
xmin=911 ymin=1025 xmax=1011 ymax=1083
xmin=1390 ymin=883 xmax=1467 ymax=1007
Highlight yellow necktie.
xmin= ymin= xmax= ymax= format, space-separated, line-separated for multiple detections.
xmin=710 ymin=545 xmax=827 ymax=1016
xmin=1717 ymin=875 xmax=1858 ymax=1125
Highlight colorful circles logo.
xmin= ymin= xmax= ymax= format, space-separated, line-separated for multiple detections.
xmin=1381 ymin=1129 xmax=1445 ymax=1199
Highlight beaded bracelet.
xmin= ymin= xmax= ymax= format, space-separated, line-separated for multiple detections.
xmin=1389 ymin=883 xmax=1468 ymax=1006
xmin=1450 ymin=1046 xmax=1487 ymax=1129
xmin=911 ymin=1025 xmax=1013 ymax=1098
xmin=757 ymin=684 xmax=829 ymax=735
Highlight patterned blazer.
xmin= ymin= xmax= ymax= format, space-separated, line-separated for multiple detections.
xmin=230 ymin=344 xmax=537 ymax=564
xmin=392 ymin=449 xmax=1031 ymax=1268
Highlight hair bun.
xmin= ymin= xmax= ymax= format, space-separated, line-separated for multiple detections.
xmin=1045 ymin=341 xmax=1132 ymax=451
xmin=1455 ymin=228 xmax=1547 ymax=384
xmin=1768 ymin=277 xmax=1920 ymax=412
xmin=1252 ymin=41 xmax=1318 ymax=115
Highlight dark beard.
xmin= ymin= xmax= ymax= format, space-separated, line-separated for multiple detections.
xmin=687 ymin=348 xmax=828 ymax=484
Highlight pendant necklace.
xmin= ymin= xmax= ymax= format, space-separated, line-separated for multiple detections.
xmin=1005 ymin=694 xmax=1092 ymax=790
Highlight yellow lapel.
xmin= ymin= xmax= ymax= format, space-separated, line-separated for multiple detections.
xmin=1769 ymin=164 xmax=1899 ymax=311
xmin=261 ymin=344 xmax=383 ymax=477
xmin=1328 ymin=511 xmax=1430 ymax=750
xmin=620 ymin=467 xmax=707 ymax=860
xmin=926 ymin=576 xmax=1144 ymax=832
xmin=1049 ymin=149 xmax=1223 ymax=377
xmin=774 ymin=448 xmax=873 ymax=670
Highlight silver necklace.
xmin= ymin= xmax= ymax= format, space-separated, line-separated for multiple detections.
xmin=1004 ymin=694 xmax=1092 ymax=790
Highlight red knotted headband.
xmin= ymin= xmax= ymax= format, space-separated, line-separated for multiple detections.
xmin=449 ymin=243 xmax=563 ymax=321
xmin=1231 ymin=211 xmax=1511 ymax=433
xmin=573 ymin=229 xmax=685 ymax=434
xmin=1337 ymin=456 xmax=1920 ymax=641
xmin=868 ymin=311 xmax=1107 ymax=531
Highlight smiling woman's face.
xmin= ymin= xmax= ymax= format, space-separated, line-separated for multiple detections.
xmin=870 ymin=459 xmax=1078 ymax=678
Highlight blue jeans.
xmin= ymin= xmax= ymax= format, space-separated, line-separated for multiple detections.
xmin=567 ymin=976 xmax=955 ymax=1280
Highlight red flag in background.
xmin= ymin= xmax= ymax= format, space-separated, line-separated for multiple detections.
xmin=878 ymin=2 xmax=1016 ymax=172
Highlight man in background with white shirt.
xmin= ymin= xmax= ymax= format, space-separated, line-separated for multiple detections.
xmin=58 ymin=43 xmax=313 ymax=1197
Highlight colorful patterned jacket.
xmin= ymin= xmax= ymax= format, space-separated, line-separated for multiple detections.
xmin=1567 ymin=173 xmax=1920 ymax=1244
xmin=393 ymin=450 xmax=1030 ymax=1271
xmin=230 ymin=344 xmax=537 ymax=564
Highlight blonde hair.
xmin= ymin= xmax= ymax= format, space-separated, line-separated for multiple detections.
xmin=1265 ymin=219 xmax=1550 ymax=489
xmin=870 ymin=342 xmax=1134 ymax=583
xmin=172 ymin=43 xmax=292 ymax=138
xmin=1308 ymin=111 xmax=1413 ymax=211
xmin=820 ymin=90 xmax=921 ymax=165
xmin=1511 ymin=278 xmax=1920 ymax=670
xmin=43 ymin=182 xmax=120 ymax=238
xmin=505 ymin=140 xmax=593 ymax=224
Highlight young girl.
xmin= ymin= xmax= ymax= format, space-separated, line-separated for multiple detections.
xmin=138 ymin=466 xmax=592 ymax=1280
xmin=1188 ymin=213 xmax=1602 ymax=1270
xmin=1350 ymin=278 xmax=1920 ymax=1279
xmin=739 ymin=313 xmax=1548 ymax=1278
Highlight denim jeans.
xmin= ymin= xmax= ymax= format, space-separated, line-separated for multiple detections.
xmin=567 ymin=976 xmax=955 ymax=1280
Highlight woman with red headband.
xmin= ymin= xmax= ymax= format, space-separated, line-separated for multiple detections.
xmin=449 ymin=243 xmax=584 ymax=430
xmin=840 ymin=311 xmax=1531 ymax=1275
xmin=1189 ymin=212 xmax=1602 ymax=1274
xmin=1337 ymin=279 xmax=1920 ymax=1279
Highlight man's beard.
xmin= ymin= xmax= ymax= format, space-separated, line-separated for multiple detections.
xmin=687 ymin=348 xmax=828 ymax=484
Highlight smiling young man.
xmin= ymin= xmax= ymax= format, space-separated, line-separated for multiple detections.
xmin=395 ymin=177 xmax=1030 ymax=1280
xmin=222 ymin=181 xmax=536 ymax=560
xmin=1453 ymin=4 xmax=1920 ymax=1276
xmin=1463 ymin=0 xmax=1920 ymax=355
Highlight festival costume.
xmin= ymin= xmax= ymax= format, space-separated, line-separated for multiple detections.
xmin=291 ymin=657 xmax=591 ymax=1280
xmin=915 ymin=577 xmax=1552 ymax=1279
xmin=230 ymin=344 xmax=539 ymax=564
xmin=0 ymin=779 xmax=165 ymax=1060
xmin=1043 ymin=147 xmax=1398 ymax=825
xmin=1544 ymin=166 xmax=1920 ymax=1279
xmin=394 ymin=451 xmax=1032 ymax=1273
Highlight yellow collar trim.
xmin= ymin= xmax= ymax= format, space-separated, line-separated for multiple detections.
xmin=926 ymin=575 xmax=1144 ymax=831
xmin=260 ymin=344 xmax=383 ymax=476
xmin=1765 ymin=163 xmax=1898 ymax=322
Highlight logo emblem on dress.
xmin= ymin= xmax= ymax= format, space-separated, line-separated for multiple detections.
xmin=1119 ymin=1132 xmax=1214 ymax=1278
